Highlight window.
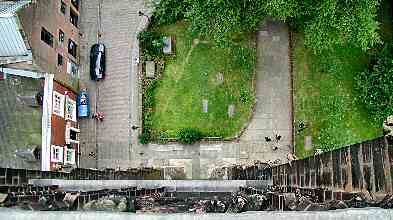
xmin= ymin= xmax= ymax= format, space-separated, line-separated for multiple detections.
xmin=41 ymin=27 xmax=53 ymax=47
xmin=65 ymin=96 xmax=77 ymax=121
xmin=58 ymin=29 xmax=65 ymax=45
xmin=64 ymin=148 xmax=75 ymax=164
xmin=71 ymin=0 xmax=79 ymax=10
xmin=53 ymin=91 xmax=65 ymax=117
xmin=60 ymin=0 xmax=66 ymax=14
xmin=57 ymin=54 xmax=63 ymax=66
xmin=70 ymin=8 xmax=78 ymax=28
xmin=68 ymin=39 xmax=77 ymax=58
xmin=51 ymin=145 xmax=63 ymax=163
xmin=67 ymin=60 xmax=79 ymax=78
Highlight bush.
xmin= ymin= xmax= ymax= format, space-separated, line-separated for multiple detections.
xmin=138 ymin=30 xmax=163 ymax=61
xmin=141 ymin=80 xmax=159 ymax=143
xmin=139 ymin=132 xmax=151 ymax=145
xmin=356 ymin=44 xmax=393 ymax=123
xmin=177 ymin=128 xmax=203 ymax=144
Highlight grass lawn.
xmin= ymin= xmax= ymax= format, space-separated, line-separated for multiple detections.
xmin=293 ymin=34 xmax=382 ymax=158
xmin=147 ymin=22 xmax=256 ymax=139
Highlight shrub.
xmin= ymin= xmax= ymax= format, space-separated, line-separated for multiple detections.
xmin=356 ymin=44 xmax=393 ymax=123
xmin=141 ymin=80 xmax=159 ymax=143
xmin=177 ymin=128 xmax=203 ymax=144
xmin=138 ymin=30 xmax=163 ymax=61
xmin=139 ymin=132 xmax=151 ymax=145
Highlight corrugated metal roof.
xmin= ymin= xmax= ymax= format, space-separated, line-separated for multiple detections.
xmin=0 ymin=0 xmax=31 ymax=17
xmin=0 ymin=16 xmax=28 ymax=57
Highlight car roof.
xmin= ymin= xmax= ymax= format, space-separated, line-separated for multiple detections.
xmin=91 ymin=43 xmax=105 ymax=53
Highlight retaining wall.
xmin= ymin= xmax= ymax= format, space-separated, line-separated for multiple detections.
xmin=272 ymin=137 xmax=393 ymax=196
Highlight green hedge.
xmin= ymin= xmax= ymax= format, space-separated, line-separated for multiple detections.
xmin=177 ymin=128 xmax=203 ymax=145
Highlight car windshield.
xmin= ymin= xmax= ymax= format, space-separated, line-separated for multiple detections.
xmin=95 ymin=51 xmax=101 ymax=77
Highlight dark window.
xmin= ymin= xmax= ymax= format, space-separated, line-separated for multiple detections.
xmin=68 ymin=39 xmax=77 ymax=58
xmin=58 ymin=29 xmax=65 ymax=44
xmin=58 ymin=54 xmax=63 ymax=66
xmin=41 ymin=27 xmax=53 ymax=47
xmin=70 ymin=130 xmax=77 ymax=140
xmin=70 ymin=8 xmax=78 ymax=28
xmin=71 ymin=0 xmax=79 ymax=10
xmin=60 ymin=0 xmax=66 ymax=14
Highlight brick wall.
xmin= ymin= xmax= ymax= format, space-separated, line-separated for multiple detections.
xmin=17 ymin=0 xmax=80 ymax=89
xmin=51 ymin=80 xmax=77 ymax=146
xmin=272 ymin=137 xmax=392 ymax=196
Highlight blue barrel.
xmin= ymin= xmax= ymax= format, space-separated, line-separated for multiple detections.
xmin=77 ymin=91 xmax=90 ymax=118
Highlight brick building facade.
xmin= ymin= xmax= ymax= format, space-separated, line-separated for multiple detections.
xmin=16 ymin=0 xmax=81 ymax=89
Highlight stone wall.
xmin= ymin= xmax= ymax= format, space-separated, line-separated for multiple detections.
xmin=272 ymin=137 xmax=392 ymax=197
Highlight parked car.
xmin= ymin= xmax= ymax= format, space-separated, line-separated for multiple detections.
xmin=90 ymin=43 xmax=106 ymax=81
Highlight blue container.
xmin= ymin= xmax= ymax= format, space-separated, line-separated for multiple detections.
xmin=77 ymin=91 xmax=90 ymax=118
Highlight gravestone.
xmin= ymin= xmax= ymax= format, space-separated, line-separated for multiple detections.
xmin=163 ymin=36 xmax=172 ymax=54
xmin=228 ymin=104 xmax=235 ymax=118
xmin=202 ymin=99 xmax=208 ymax=113
xmin=305 ymin=136 xmax=312 ymax=151
xmin=272 ymin=36 xmax=280 ymax=42
xmin=145 ymin=61 xmax=155 ymax=78
xmin=216 ymin=72 xmax=224 ymax=85
xmin=260 ymin=31 xmax=269 ymax=37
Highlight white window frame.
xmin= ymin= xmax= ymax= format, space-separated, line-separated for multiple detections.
xmin=52 ymin=91 xmax=64 ymax=117
xmin=65 ymin=122 xmax=80 ymax=145
xmin=65 ymin=96 xmax=77 ymax=122
xmin=51 ymin=145 xmax=63 ymax=163
xmin=67 ymin=60 xmax=79 ymax=78
xmin=64 ymin=148 xmax=75 ymax=164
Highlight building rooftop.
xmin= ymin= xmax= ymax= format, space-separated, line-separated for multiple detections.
xmin=0 ymin=0 xmax=31 ymax=62
xmin=0 ymin=16 xmax=29 ymax=57
xmin=0 ymin=74 xmax=41 ymax=169
xmin=0 ymin=0 xmax=31 ymax=17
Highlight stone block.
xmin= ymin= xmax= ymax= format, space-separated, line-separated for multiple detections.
xmin=228 ymin=104 xmax=235 ymax=118
xmin=202 ymin=99 xmax=208 ymax=113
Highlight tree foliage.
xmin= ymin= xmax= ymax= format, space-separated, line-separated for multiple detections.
xmin=356 ymin=44 xmax=393 ymax=123
xmin=302 ymin=0 xmax=381 ymax=52
xmin=151 ymin=0 xmax=189 ymax=25
xmin=151 ymin=0 xmax=381 ymax=52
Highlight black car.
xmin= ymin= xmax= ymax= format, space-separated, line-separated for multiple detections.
xmin=90 ymin=43 xmax=106 ymax=81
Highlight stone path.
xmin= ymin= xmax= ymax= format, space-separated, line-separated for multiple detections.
xmin=239 ymin=19 xmax=292 ymax=162
xmin=79 ymin=3 xmax=292 ymax=178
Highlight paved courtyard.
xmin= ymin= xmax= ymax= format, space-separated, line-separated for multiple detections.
xmin=79 ymin=1 xmax=292 ymax=179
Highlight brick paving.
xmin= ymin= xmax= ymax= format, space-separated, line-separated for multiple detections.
xmin=79 ymin=0 xmax=150 ymax=169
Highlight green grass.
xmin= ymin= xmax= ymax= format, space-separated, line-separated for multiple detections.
xmin=293 ymin=34 xmax=382 ymax=158
xmin=147 ymin=22 xmax=256 ymax=138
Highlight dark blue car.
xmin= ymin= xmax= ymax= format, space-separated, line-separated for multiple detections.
xmin=90 ymin=43 xmax=106 ymax=81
